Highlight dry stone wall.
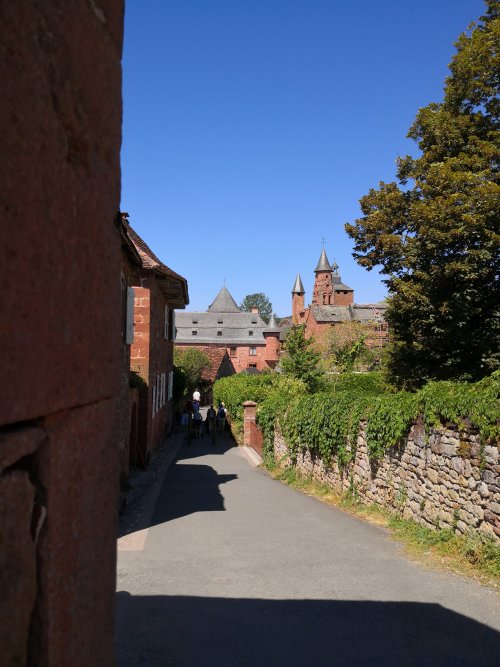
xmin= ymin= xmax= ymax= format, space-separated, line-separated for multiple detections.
xmin=274 ymin=422 xmax=500 ymax=540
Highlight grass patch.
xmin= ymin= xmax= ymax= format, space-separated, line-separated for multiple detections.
xmin=265 ymin=462 xmax=500 ymax=591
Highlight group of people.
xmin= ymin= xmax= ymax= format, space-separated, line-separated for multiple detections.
xmin=180 ymin=389 xmax=227 ymax=439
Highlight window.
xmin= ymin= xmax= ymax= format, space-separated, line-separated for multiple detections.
xmin=125 ymin=287 xmax=135 ymax=344
xmin=217 ymin=319 xmax=223 ymax=324
xmin=249 ymin=346 xmax=257 ymax=356
xmin=251 ymin=318 xmax=257 ymax=324
xmin=165 ymin=308 xmax=175 ymax=341
xmin=192 ymin=318 xmax=198 ymax=324
xmin=192 ymin=330 xmax=197 ymax=336
xmin=248 ymin=363 xmax=257 ymax=368
xmin=217 ymin=330 xmax=222 ymax=336
xmin=168 ymin=371 xmax=173 ymax=401
xmin=249 ymin=330 xmax=253 ymax=336
xmin=230 ymin=347 xmax=237 ymax=357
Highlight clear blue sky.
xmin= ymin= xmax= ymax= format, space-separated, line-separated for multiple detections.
xmin=121 ymin=0 xmax=485 ymax=317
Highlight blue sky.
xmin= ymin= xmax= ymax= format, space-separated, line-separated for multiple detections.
xmin=121 ymin=0 xmax=485 ymax=316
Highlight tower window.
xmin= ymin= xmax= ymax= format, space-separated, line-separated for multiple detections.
xmin=249 ymin=346 xmax=257 ymax=356
xmin=249 ymin=330 xmax=253 ymax=336
xmin=217 ymin=330 xmax=222 ymax=336
xmin=230 ymin=347 xmax=237 ymax=357
xmin=192 ymin=330 xmax=197 ymax=336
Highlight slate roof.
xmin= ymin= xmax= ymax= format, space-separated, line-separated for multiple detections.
xmin=176 ymin=287 xmax=268 ymax=345
xmin=207 ymin=287 xmax=241 ymax=313
xmin=292 ymin=274 xmax=305 ymax=294
xmin=315 ymin=248 xmax=331 ymax=272
xmin=120 ymin=214 xmax=189 ymax=308
xmin=312 ymin=303 xmax=388 ymax=324
xmin=265 ymin=313 xmax=280 ymax=333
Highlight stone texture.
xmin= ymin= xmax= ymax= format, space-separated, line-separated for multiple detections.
xmin=273 ymin=422 xmax=499 ymax=542
xmin=0 ymin=426 xmax=46 ymax=473
xmin=34 ymin=400 xmax=119 ymax=667
xmin=0 ymin=1 xmax=125 ymax=426
xmin=0 ymin=471 xmax=37 ymax=666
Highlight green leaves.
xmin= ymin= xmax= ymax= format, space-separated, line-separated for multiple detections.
xmin=345 ymin=4 xmax=500 ymax=387
xmin=281 ymin=325 xmax=324 ymax=392
xmin=240 ymin=292 xmax=273 ymax=323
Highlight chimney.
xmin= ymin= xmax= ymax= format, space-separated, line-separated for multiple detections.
xmin=251 ymin=307 xmax=259 ymax=314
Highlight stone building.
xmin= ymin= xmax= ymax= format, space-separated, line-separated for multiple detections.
xmin=121 ymin=216 xmax=189 ymax=466
xmin=291 ymin=248 xmax=388 ymax=345
xmin=0 ymin=2 xmax=125 ymax=664
xmin=175 ymin=287 xmax=281 ymax=373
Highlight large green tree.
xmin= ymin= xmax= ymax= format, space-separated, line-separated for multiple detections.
xmin=240 ymin=292 xmax=272 ymax=323
xmin=174 ymin=348 xmax=211 ymax=394
xmin=281 ymin=325 xmax=323 ymax=392
xmin=345 ymin=1 xmax=500 ymax=388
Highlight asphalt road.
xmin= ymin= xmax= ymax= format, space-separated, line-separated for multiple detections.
xmin=116 ymin=432 xmax=500 ymax=666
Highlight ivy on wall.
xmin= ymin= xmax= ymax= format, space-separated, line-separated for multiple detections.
xmin=213 ymin=371 xmax=500 ymax=465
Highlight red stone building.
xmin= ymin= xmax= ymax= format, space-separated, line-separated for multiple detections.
xmin=121 ymin=216 xmax=189 ymax=466
xmin=175 ymin=287 xmax=281 ymax=373
xmin=0 ymin=3 xmax=125 ymax=664
xmin=291 ymin=248 xmax=388 ymax=345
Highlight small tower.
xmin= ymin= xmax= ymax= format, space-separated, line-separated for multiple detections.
xmin=312 ymin=248 xmax=334 ymax=306
xmin=331 ymin=260 xmax=354 ymax=305
xmin=292 ymin=273 xmax=305 ymax=324
xmin=263 ymin=313 xmax=280 ymax=368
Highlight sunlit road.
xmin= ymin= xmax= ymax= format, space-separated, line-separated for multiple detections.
xmin=116 ymin=431 xmax=500 ymax=666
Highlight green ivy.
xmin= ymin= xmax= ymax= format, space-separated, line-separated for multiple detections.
xmin=215 ymin=370 xmax=500 ymax=464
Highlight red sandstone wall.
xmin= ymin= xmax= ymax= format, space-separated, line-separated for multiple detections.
xmin=0 ymin=2 xmax=125 ymax=665
xmin=131 ymin=280 xmax=175 ymax=457
xmin=333 ymin=290 xmax=354 ymax=306
xmin=176 ymin=343 xmax=268 ymax=373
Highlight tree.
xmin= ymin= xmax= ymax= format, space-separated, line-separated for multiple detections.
xmin=240 ymin=293 xmax=272 ymax=323
xmin=314 ymin=321 xmax=371 ymax=373
xmin=345 ymin=2 xmax=500 ymax=388
xmin=281 ymin=325 xmax=323 ymax=392
xmin=173 ymin=348 xmax=211 ymax=394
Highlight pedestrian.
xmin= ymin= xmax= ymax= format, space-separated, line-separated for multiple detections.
xmin=206 ymin=405 xmax=217 ymax=437
xmin=193 ymin=409 xmax=203 ymax=438
xmin=217 ymin=402 xmax=226 ymax=432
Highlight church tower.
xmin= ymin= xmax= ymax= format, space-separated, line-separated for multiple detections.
xmin=292 ymin=273 xmax=305 ymax=324
xmin=312 ymin=248 xmax=334 ymax=306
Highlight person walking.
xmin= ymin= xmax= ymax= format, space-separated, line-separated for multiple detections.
xmin=206 ymin=405 xmax=217 ymax=442
xmin=217 ymin=402 xmax=226 ymax=433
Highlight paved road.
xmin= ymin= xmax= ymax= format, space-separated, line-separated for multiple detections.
xmin=116 ymin=432 xmax=500 ymax=666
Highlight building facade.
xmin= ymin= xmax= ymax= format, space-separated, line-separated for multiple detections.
xmin=175 ymin=287 xmax=280 ymax=373
xmin=291 ymin=248 xmax=388 ymax=345
xmin=121 ymin=216 xmax=189 ymax=466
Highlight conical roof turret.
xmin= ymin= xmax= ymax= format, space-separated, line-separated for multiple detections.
xmin=292 ymin=273 xmax=305 ymax=294
xmin=264 ymin=313 xmax=280 ymax=334
xmin=207 ymin=286 xmax=241 ymax=312
xmin=315 ymin=248 xmax=332 ymax=272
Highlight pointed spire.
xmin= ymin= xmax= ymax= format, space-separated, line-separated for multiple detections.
xmin=265 ymin=313 xmax=280 ymax=333
xmin=315 ymin=247 xmax=331 ymax=272
xmin=207 ymin=286 xmax=241 ymax=312
xmin=292 ymin=273 xmax=305 ymax=294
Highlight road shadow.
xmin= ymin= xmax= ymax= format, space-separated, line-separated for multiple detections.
xmin=150 ymin=461 xmax=237 ymax=525
xmin=116 ymin=593 xmax=500 ymax=666
xmin=175 ymin=432 xmax=235 ymax=462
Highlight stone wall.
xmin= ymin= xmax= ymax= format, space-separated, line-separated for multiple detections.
xmin=0 ymin=2 xmax=125 ymax=664
xmin=274 ymin=422 xmax=499 ymax=540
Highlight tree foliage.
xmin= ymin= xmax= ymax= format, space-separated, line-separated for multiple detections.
xmin=314 ymin=321 xmax=373 ymax=372
xmin=173 ymin=348 xmax=211 ymax=394
xmin=240 ymin=292 xmax=272 ymax=323
xmin=345 ymin=2 xmax=500 ymax=387
xmin=281 ymin=325 xmax=324 ymax=392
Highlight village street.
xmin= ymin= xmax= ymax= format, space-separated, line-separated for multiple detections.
xmin=116 ymin=432 xmax=500 ymax=666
